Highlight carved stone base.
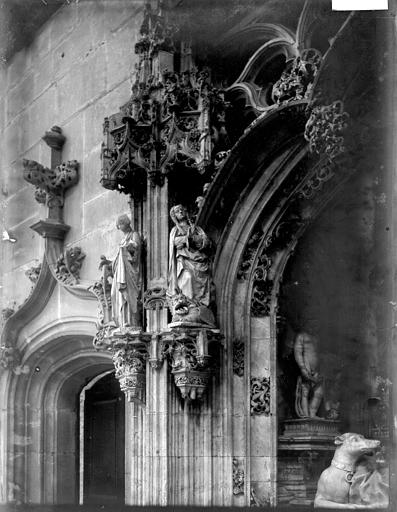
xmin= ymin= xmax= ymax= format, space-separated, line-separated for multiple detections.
xmin=279 ymin=418 xmax=340 ymax=449
xmin=278 ymin=418 xmax=339 ymax=505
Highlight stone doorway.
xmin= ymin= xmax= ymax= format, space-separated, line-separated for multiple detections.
xmin=80 ymin=371 xmax=125 ymax=504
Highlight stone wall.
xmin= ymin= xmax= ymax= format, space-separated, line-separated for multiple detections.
xmin=0 ymin=0 xmax=144 ymax=309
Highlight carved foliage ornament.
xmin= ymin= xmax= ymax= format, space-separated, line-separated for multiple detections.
xmin=25 ymin=263 xmax=42 ymax=284
xmin=298 ymin=162 xmax=335 ymax=200
xmin=55 ymin=247 xmax=86 ymax=286
xmin=251 ymin=254 xmax=273 ymax=317
xmin=233 ymin=458 xmax=245 ymax=495
xmin=237 ymin=230 xmax=263 ymax=281
xmin=250 ymin=376 xmax=270 ymax=415
xmin=304 ymin=100 xmax=349 ymax=161
xmin=272 ymin=48 xmax=322 ymax=104
xmin=23 ymin=159 xmax=79 ymax=208
xmin=232 ymin=339 xmax=244 ymax=377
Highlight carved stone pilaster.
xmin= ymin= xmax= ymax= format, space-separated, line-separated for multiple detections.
xmin=250 ymin=376 xmax=270 ymax=415
xmin=304 ymin=100 xmax=349 ymax=161
xmin=54 ymin=246 xmax=86 ymax=286
xmin=162 ymin=328 xmax=222 ymax=401
xmin=367 ymin=376 xmax=392 ymax=440
xmin=272 ymin=48 xmax=322 ymax=104
xmin=232 ymin=458 xmax=245 ymax=495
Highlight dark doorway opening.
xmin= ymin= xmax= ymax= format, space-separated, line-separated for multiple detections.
xmin=82 ymin=371 xmax=125 ymax=504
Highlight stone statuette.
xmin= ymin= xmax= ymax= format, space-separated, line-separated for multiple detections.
xmin=168 ymin=204 xmax=215 ymax=328
xmin=294 ymin=330 xmax=324 ymax=419
xmin=100 ymin=214 xmax=143 ymax=330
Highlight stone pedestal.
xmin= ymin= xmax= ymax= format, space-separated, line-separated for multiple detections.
xmin=278 ymin=418 xmax=340 ymax=505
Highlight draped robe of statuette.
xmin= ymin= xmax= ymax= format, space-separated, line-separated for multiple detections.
xmin=111 ymin=230 xmax=142 ymax=328
xmin=168 ymin=224 xmax=211 ymax=306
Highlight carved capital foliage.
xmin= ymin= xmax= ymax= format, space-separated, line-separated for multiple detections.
xmin=23 ymin=158 xmax=79 ymax=208
xmin=55 ymin=246 xmax=86 ymax=286
xmin=113 ymin=344 xmax=149 ymax=404
xmin=250 ymin=376 xmax=271 ymax=415
xmin=232 ymin=458 xmax=245 ymax=495
xmin=144 ymin=287 xmax=167 ymax=310
xmin=304 ymin=100 xmax=349 ymax=161
xmin=272 ymin=48 xmax=322 ymax=104
xmin=232 ymin=339 xmax=244 ymax=377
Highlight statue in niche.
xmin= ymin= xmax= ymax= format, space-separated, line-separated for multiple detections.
xmin=294 ymin=330 xmax=324 ymax=418
xmin=100 ymin=214 xmax=142 ymax=330
xmin=168 ymin=204 xmax=215 ymax=327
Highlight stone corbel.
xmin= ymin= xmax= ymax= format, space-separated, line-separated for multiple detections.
xmin=92 ymin=327 xmax=152 ymax=403
xmin=113 ymin=344 xmax=149 ymax=404
xmin=22 ymin=126 xmax=95 ymax=301
xmin=162 ymin=327 xmax=222 ymax=401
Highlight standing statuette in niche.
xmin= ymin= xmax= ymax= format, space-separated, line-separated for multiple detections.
xmin=294 ymin=330 xmax=324 ymax=418
xmin=168 ymin=204 xmax=215 ymax=327
xmin=100 ymin=214 xmax=143 ymax=330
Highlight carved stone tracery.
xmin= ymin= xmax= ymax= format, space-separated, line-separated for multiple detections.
xmin=100 ymin=3 xmax=228 ymax=194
